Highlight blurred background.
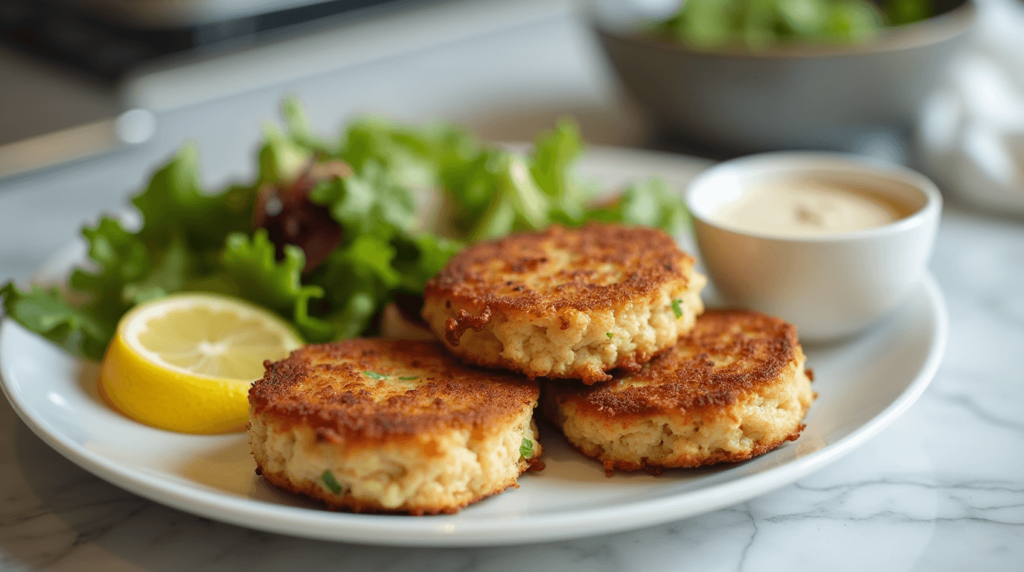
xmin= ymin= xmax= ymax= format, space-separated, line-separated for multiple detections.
xmin=1 ymin=0 xmax=1024 ymax=215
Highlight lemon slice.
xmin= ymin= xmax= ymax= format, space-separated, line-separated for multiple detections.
xmin=100 ymin=293 xmax=303 ymax=434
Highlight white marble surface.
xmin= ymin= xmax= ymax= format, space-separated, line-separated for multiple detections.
xmin=1 ymin=3 xmax=1023 ymax=571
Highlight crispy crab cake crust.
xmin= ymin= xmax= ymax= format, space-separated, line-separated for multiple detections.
xmin=248 ymin=340 xmax=543 ymax=515
xmin=544 ymin=310 xmax=815 ymax=473
xmin=422 ymin=223 xmax=706 ymax=384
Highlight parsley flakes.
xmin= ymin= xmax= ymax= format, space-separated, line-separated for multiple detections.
xmin=321 ymin=470 xmax=342 ymax=494
xmin=671 ymin=298 xmax=683 ymax=319
xmin=520 ymin=438 xmax=534 ymax=459
xmin=363 ymin=371 xmax=387 ymax=380
xmin=606 ymin=332 xmax=613 ymax=339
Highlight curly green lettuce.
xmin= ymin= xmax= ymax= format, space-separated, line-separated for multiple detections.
xmin=2 ymin=145 xmax=257 ymax=359
xmin=1 ymin=99 xmax=690 ymax=360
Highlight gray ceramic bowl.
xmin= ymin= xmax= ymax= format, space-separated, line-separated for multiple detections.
xmin=592 ymin=0 xmax=976 ymax=154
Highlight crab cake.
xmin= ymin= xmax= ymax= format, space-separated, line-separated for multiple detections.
xmin=248 ymin=339 xmax=543 ymax=515
xmin=544 ymin=310 xmax=814 ymax=473
xmin=422 ymin=223 xmax=706 ymax=384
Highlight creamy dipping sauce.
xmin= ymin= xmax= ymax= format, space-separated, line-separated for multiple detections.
xmin=711 ymin=178 xmax=913 ymax=237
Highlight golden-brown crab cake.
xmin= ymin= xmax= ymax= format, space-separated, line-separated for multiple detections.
xmin=544 ymin=310 xmax=814 ymax=474
xmin=248 ymin=340 xmax=543 ymax=515
xmin=422 ymin=223 xmax=706 ymax=384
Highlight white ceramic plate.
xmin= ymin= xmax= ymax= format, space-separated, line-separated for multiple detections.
xmin=0 ymin=148 xmax=948 ymax=547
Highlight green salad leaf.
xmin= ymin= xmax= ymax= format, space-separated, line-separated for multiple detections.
xmin=885 ymin=0 xmax=933 ymax=26
xmin=2 ymin=146 xmax=264 ymax=361
xmin=221 ymin=230 xmax=333 ymax=342
xmin=654 ymin=0 xmax=930 ymax=49
xmin=307 ymin=236 xmax=398 ymax=339
xmin=133 ymin=145 xmax=254 ymax=254
xmin=531 ymin=118 xmax=590 ymax=225
xmin=616 ymin=177 xmax=690 ymax=237
xmin=120 ymin=233 xmax=191 ymax=306
xmin=68 ymin=216 xmax=151 ymax=325
xmin=464 ymin=152 xmax=551 ymax=242
xmin=1 ymin=99 xmax=693 ymax=361
xmin=339 ymin=117 xmax=459 ymax=191
xmin=442 ymin=120 xmax=595 ymax=241
xmin=390 ymin=233 xmax=463 ymax=293
xmin=0 ymin=284 xmax=113 ymax=360
xmin=309 ymin=160 xmax=417 ymax=239
xmin=257 ymin=98 xmax=334 ymax=184
xmin=281 ymin=97 xmax=334 ymax=155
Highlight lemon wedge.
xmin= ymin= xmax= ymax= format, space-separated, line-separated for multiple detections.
xmin=99 ymin=293 xmax=303 ymax=434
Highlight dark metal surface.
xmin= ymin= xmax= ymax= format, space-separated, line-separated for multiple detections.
xmin=0 ymin=0 xmax=423 ymax=83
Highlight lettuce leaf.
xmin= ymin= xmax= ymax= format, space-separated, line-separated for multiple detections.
xmin=618 ymin=177 xmax=690 ymax=237
xmin=121 ymin=233 xmax=191 ymax=305
xmin=256 ymin=97 xmax=336 ymax=186
xmin=257 ymin=125 xmax=312 ymax=187
xmin=530 ymin=118 xmax=591 ymax=225
xmin=2 ymin=145 xmax=261 ymax=359
xmin=391 ymin=233 xmax=464 ymax=293
xmin=439 ymin=118 xmax=598 ymax=240
xmin=67 ymin=216 xmax=151 ymax=326
xmin=1 ymin=100 xmax=690 ymax=362
xmin=307 ymin=144 xmax=461 ymax=336
xmin=307 ymin=235 xmax=396 ymax=339
xmin=340 ymin=118 xmax=441 ymax=191
xmin=132 ymin=145 xmax=254 ymax=254
xmin=465 ymin=152 xmax=551 ymax=242
xmin=309 ymin=160 xmax=417 ymax=239
xmin=0 ymin=284 xmax=113 ymax=360
xmin=584 ymin=177 xmax=690 ymax=236
xmin=221 ymin=230 xmax=334 ymax=342
xmin=280 ymin=97 xmax=335 ymax=156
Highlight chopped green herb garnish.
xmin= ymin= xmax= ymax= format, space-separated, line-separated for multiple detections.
xmin=671 ymin=298 xmax=683 ymax=319
xmin=606 ymin=332 xmax=613 ymax=339
xmin=520 ymin=437 xmax=534 ymax=459
xmin=398 ymin=376 xmax=418 ymax=381
xmin=363 ymin=371 xmax=387 ymax=380
xmin=321 ymin=470 xmax=342 ymax=494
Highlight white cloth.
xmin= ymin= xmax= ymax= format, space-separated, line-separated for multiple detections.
xmin=918 ymin=0 xmax=1024 ymax=215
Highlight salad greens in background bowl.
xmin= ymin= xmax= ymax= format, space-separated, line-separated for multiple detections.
xmin=0 ymin=100 xmax=689 ymax=362
xmin=591 ymin=0 xmax=976 ymax=154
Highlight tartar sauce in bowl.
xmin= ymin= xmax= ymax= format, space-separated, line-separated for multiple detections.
xmin=685 ymin=152 xmax=941 ymax=342
xmin=709 ymin=179 xmax=915 ymax=237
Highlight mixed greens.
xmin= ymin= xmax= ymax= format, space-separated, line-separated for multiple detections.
xmin=654 ymin=0 xmax=936 ymax=49
xmin=1 ymin=100 xmax=689 ymax=361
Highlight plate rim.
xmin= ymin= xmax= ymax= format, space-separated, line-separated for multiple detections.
xmin=0 ymin=146 xmax=948 ymax=546
xmin=0 ymin=273 xmax=948 ymax=546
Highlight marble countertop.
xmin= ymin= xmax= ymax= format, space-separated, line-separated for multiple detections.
xmin=1 ymin=3 xmax=1023 ymax=570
